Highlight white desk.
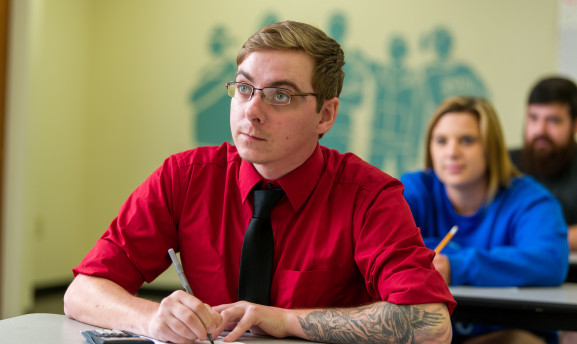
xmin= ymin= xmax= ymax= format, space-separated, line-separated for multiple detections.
xmin=0 ymin=313 xmax=319 ymax=344
xmin=450 ymin=283 xmax=577 ymax=331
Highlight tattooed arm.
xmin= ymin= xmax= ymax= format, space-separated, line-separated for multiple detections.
xmin=215 ymin=301 xmax=451 ymax=344
xmin=297 ymin=302 xmax=451 ymax=344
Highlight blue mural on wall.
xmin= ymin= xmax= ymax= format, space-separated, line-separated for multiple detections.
xmin=420 ymin=27 xmax=489 ymax=116
xmin=188 ymin=14 xmax=490 ymax=177
xmin=189 ymin=25 xmax=236 ymax=145
xmin=371 ymin=34 xmax=422 ymax=175
xmin=322 ymin=13 xmax=375 ymax=153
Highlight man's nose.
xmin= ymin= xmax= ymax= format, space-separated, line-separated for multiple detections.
xmin=532 ymin=119 xmax=548 ymax=135
xmin=245 ymin=90 xmax=267 ymax=123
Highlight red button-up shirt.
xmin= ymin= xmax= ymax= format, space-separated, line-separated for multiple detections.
xmin=74 ymin=143 xmax=456 ymax=313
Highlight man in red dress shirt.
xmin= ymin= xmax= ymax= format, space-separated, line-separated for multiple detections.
xmin=64 ymin=21 xmax=455 ymax=344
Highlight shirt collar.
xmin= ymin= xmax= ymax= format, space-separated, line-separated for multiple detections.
xmin=238 ymin=144 xmax=324 ymax=211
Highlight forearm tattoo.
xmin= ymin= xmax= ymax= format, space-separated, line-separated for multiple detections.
xmin=297 ymin=303 xmax=444 ymax=344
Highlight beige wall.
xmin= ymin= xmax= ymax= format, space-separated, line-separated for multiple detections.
xmin=1 ymin=0 xmax=561 ymax=317
xmin=2 ymin=0 xmax=90 ymax=317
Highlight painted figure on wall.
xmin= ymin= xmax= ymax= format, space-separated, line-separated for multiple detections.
xmin=421 ymin=26 xmax=489 ymax=120
xmin=189 ymin=26 xmax=237 ymax=146
xmin=370 ymin=34 xmax=421 ymax=174
xmin=321 ymin=12 xmax=376 ymax=154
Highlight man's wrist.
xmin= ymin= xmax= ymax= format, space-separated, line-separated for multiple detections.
xmin=283 ymin=308 xmax=310 ymax=340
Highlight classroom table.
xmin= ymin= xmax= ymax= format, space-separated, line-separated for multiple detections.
xmin=450 ymin=283 xmax=577 ymax=331
xmin=4 ymin=285 xmax=577 ymax=343
xmin=0 ymin=313 xmax=320 ymax=344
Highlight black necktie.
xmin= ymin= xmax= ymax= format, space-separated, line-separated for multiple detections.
xmin=238 ymin=186 xmax=285 ymax=305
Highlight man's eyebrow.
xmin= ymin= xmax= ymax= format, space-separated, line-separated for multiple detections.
xmin=235 ymin=71 xmax=303 ymax=92
xmin=235 ymin=71 xmax=253 ymax=82
xmin=269 ymin=80 xmax=302 ymax=92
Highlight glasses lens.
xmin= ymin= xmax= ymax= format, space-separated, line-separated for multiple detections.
xmin=236 ymin=83 xmax=252 ymax=98
xmin=263 ymin=88 xmax=291 ymax=105
xmin=227 ymin=83 xmax=236 ymax=97
xmin=227 ymin=82 xmax=254 ymax=99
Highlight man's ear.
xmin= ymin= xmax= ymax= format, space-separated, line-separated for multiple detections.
xmin=317 ymin=97 xmax=339 ymax=135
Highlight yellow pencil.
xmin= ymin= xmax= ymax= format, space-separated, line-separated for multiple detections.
xmin=434 ymin=225 xmax=459 ymax=254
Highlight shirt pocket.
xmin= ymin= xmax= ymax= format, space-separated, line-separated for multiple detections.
xmin=273 ymin=267 xmax=369 ymax=309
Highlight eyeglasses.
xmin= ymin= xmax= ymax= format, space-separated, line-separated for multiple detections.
xmin=226 ymin=81 xmax=317 ymax=106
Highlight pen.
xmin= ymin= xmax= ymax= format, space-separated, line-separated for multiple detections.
xmin=434 ymin=225 xmax=459 ymax=254
xmin=168 ymin=248 xmax=215 ymax=344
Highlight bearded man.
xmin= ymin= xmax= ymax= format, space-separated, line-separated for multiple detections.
xmin=510 ymin=76 xmax=577 ymax=251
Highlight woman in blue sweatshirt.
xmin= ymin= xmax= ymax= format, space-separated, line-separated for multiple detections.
xmin=400 ymin=96 xmax=568 ymax=343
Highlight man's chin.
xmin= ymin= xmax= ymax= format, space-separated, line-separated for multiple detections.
xmin=532 ymin=148 xmax=553 ymax=159
xmin=520 ymin=140 xmax=576 ymax=177
xmin=237 ymin=149 xmax=265 ymax=165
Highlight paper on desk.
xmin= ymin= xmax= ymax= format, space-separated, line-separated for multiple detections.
xmin=146 ymin=337 xmax=244 ymax=344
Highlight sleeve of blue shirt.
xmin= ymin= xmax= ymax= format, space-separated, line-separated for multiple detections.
xmin=400 ymin=170 xmax=569 ymax=287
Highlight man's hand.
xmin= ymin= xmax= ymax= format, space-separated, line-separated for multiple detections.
xmin=148 ymin=290 xmax=223 ymax=344
xmin=433 ymin=254 xmax=451 ymax=285
xmin=213 ymin=301 xmax=296 ymax=342
xmin=64 ymin=275 xmax=223 ymax=343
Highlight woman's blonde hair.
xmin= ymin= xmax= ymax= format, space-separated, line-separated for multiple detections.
xmin=425 ymin=96 xmax=520 ymax=203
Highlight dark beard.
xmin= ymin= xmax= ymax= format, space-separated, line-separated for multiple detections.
xmin=519 ymin=136 xmax=577 ymax=177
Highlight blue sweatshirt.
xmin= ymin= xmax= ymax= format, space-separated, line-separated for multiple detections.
xmin=400 ymin=170 xmax=568 ymax=287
